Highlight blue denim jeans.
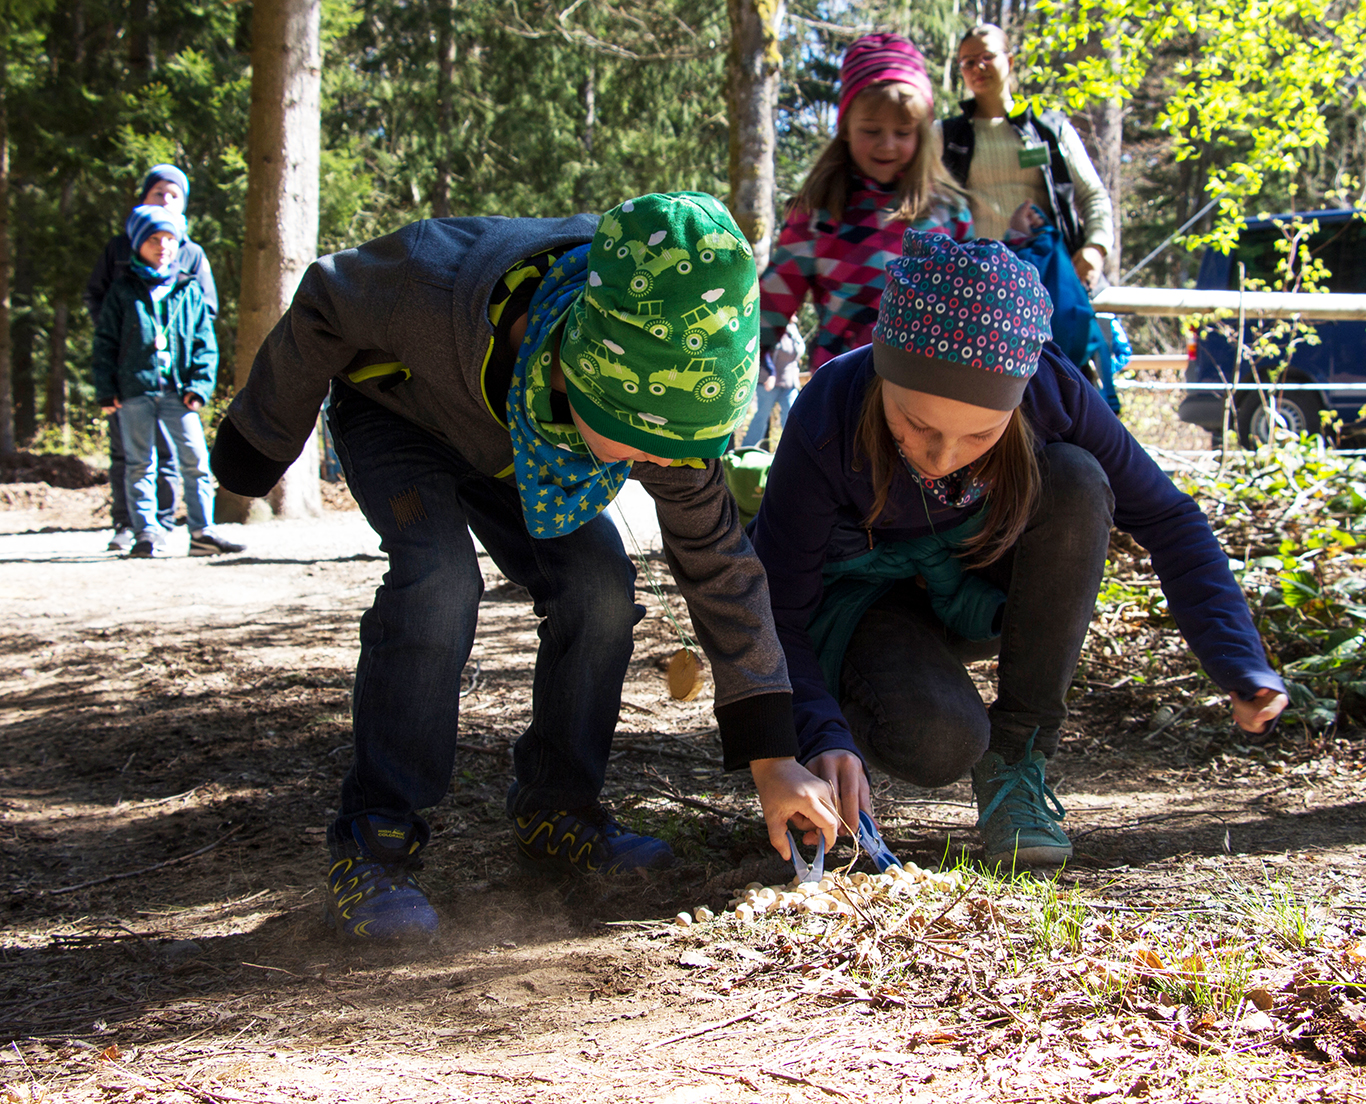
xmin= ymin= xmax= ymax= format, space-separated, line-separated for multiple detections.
xmin=741 ymin=384 xmax=797 ymax=448
xmin=118 ymin=388 xmax=214 ymax=535
xmin=108 ymin=409 xmax=178 ymax=530
xmin=325 ymin=387 xmax=644 ymax=855
xmin=839 ymin=443 xmax=1115 ymax=785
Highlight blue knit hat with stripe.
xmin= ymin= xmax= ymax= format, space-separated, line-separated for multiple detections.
xmin=126 ymin=205 xmax=186 ymax=253
xmin=140 ymin=164 xmax=190 ymax=202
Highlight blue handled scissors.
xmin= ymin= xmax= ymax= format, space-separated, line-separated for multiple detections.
xmin=856 ymin=810 xmax=903 ymax=872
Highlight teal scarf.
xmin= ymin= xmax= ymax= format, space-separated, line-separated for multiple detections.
xmin=807 ymin=510 xmax=1006 ymax=693
xmin=507 ymin=245 xmax=631 ymax=539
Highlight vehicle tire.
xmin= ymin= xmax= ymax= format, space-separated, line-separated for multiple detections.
xmin=1236 ymin=388 xmax=1325 ymax=448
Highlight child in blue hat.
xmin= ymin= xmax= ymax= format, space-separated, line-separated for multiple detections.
xmin=92 ymin=205 xmax=243 ymax=558
xmin=84 ymin=164 xmax=219 ymax=550
xmin=751 ymin=230 xmax=1286 ymax=867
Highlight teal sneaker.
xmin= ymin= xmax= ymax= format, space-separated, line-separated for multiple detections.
xmin=971 ymin=732 xmax=1073 ymax=867
xmin=326 ymin=816 xmax=439 ymax=941
xmin=513 ymin=804 xmax=675 ymax=876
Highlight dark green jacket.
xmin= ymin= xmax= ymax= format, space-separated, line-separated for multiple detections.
xmin=92 ymin=270 xmax=217 ymax=406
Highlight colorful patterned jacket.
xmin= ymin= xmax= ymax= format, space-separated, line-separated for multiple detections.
xmin=758 ymin=176 xmax=973 ymax=371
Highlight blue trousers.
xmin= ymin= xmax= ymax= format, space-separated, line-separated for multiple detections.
xmin=839 ymin=443 xmax=1115 ymax=785
xmin=118 ymin=388 xmax=214 ymax=535
xmin=741 ymin=384 xmax=797 ymax=448
xmin=108 ymin=409 xmax=179 ymax=530
xmin=325 ymin=387 xmax=644 ymax=853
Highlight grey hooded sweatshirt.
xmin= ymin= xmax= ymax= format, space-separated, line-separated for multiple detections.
xmin=221 ymin=215 xmax=798 ymax=768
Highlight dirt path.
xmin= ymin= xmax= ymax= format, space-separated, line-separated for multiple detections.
xmin=2 ymin=483 xmax=1364 ymax=1102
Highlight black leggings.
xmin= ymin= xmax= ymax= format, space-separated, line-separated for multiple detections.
xmin=839 ymin=443 xmax=1115 ymax=786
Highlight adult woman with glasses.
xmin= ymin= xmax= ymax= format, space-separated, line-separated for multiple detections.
xmin=940 ymin=24 xmax=1114 ymax=291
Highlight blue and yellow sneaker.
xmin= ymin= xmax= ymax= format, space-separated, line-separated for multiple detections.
xmin=971 ymin=731 xmax=1073 ymax=867
xmin=325 ymin=816 xmax=439 ymax=941
xmin=513 ymin=804 xmax=675 ymax=876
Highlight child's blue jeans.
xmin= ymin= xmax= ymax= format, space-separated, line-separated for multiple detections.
xmin=119 ymin=387 xmax=214 ymax=536
xmin=741 ymin=384 xmax=797 ymax=448
xmin=325 ymin=386 xmax=644 ymax=856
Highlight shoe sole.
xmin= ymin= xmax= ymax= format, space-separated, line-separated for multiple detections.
xmin=321 ymin=899 xmax=439 ymax=943
xmin=982 ymin=842 xmax=1073 ymax=867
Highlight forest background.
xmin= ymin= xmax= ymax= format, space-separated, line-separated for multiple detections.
xmin=2 ymin=0 xmax=1364 ymax=451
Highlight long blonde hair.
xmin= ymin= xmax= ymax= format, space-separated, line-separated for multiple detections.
xmin=853 ymin=375 xmax=1040 ymax=568
xmin=792 ymin=82 xmax=969 ymax=224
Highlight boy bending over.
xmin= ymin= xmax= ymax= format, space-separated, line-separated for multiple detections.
xmin=213 ymin=192 xmax=840 ymax=941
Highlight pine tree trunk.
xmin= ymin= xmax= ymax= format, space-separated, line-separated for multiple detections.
xmin=11 ymin=222 xmax=33 ymax=444
xmin=46 ymin=297 xmax=67 ymax=429
xmin=726 ymin=0 xmax=784 ymax=274
xmin=217 ymin=0 xmax=322 ymax=523
xmin=45 ymin=179 xmax=73 ymax=432
xmin=0 ymin=38 xmax=13 ymax=460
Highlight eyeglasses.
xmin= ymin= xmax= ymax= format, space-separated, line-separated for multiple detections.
xmin=957 ymin=52 xmax=1000 ymax=70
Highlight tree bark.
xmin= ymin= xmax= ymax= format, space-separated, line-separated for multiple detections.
xmin=46 ymin=297 xmax=67 ymax=429
xmin=726 ymin=0 xmax=784 ymax=274
xmin=11 ymin=219 xmax=32 ymax=444
xmin=217 ymin=0 xmax=322 ymax=523
xmin=45 ymin=178 xmax=74 ymax=432
xmin=0 ymin=37 xmax=13 ymax=459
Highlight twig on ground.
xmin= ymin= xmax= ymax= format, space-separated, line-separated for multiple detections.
xmin=694 ymin=1065 xmax=761 ymax=1091
xmin=240 ymin=962 xmax=303 ymax=978
xmin=1142 ymin=703 xmax=1194 ymax=744
xmin=646 ymin=992 xmax=803 ymax=1049
xmin=449 ymin=1067 xmax=554 ymax=1084
xmin=644 ymin=781 xmax=761 ymax=825
xmin=48 ymin=824 xmax=243 ymax=896
xmin=761 ymin=1065 xmax=867 ymax=1102
xmin=459 ymin=741 xmax=514 ymax=757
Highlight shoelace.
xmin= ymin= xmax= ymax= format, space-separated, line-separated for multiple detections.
xmin=976 ymin=733 xmax=1066 ymax=829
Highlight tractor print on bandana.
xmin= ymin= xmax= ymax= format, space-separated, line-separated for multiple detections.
xmin=621 ymin=235 xmax=693 ymax=296
xmin=682 ymin=294 xmax=741 ymax=352
xmin=695 ymin=229 xmax=750 ymax=264
xmin=629 ymin=299 xmax=672 ymax=342
xmin=572 ymin=338 xmax=642 ymax=394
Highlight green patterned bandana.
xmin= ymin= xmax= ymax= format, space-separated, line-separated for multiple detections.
xmin=560 ymin=192 xmax=760 ymax=460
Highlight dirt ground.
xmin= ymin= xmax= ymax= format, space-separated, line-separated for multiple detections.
xmin=1 ymin=467 xmax=1364 ymax=1103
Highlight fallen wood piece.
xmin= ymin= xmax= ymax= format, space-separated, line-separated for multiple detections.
xmin=646 ymin=991 xmax=803 ymax=1049
xmin=645 ymin=782 xmax=761 ymax=825
xmin=762 ymin=1065 xmax=867 ymax=1102
xmin=48 ymin=825 xmax=244 ymax=896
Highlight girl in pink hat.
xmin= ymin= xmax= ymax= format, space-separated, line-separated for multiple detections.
xmin=756 ymin=33 xmax=973 ymax=385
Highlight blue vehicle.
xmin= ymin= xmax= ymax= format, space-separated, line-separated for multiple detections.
xmin=1177 ymin=208 xmax=1366 ymax=446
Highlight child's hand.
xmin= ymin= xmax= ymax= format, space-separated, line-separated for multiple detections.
xmin=1230 ymin=687 xmax=1288 ymax=736
xmin=1008 ymin=201 xmax=1045 ymax=236
xmin=100 ymin=400 xmax=121 ymax=414
xmin=749 ymin=756 xmax=840 ymax=859
xmin=183 ymin=394 xmax=204 ymax=412
xmin=802 ymin=749 xmax=870 ymax=841
xmin=1072 ymin=245 xmax=1105 ymax=289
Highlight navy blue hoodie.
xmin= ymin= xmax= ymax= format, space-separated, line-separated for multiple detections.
xmin=750 ymin=343 xmax=1285 ymax=763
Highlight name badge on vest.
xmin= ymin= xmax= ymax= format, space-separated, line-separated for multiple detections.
xmin=1018 ymin=143 xmax=1049 ymax=169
